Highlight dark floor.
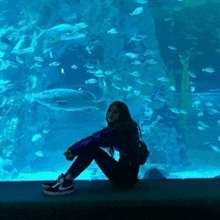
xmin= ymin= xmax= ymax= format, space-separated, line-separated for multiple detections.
xmin=1 ymin=178 xmax=220 ymax=219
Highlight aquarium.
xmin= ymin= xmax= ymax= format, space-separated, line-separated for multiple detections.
xmin=0 ymin=0 xmax=220 ymax=181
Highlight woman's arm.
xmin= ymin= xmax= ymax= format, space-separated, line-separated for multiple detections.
xmin=68 ymin=127 xmax=119 ymax=155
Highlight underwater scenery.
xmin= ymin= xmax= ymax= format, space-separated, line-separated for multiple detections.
xmin=0 ymin=0 xmax=220 ymax=181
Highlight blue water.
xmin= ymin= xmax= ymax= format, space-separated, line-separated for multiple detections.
xmin=1 ymin=0 xmax=220 ymax=181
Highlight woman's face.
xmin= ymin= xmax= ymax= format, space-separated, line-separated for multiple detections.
xmin=107 ymin=105 xmax=120 ymax=124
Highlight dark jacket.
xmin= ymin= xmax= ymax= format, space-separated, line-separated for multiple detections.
xmin=68 ymin=121 xmax=140 ymax=165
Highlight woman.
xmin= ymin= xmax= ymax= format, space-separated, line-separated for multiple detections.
xmin=43 ymin=101 xmax=143 ymax=196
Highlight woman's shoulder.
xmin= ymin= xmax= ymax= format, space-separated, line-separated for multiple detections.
xmin=116 ymin=120 xmax=138 ymax=133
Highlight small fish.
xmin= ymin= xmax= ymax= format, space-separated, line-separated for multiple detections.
xmin=188 ymin=71 xmax=196 ymax=78
xmin=210 ymin=145 xmax=220 ymax=153
xmin=35 ymin=151 xmax=44 ymax=157
xmin=85 ymin=46 xmax=92 ymax=54
xmin=218 ymin=136 xmax=220 ymax=142
xmin=135 ymin=0 xmax=148 ymax=4
xmin=168 ymin=45 xmax=177 ymax=51
xmin=75 ymin=22 xmax=88 ymax=29
xmin=198 ymin=126 xmax=205 ymax=130
xmin=164 ymin=17 xmax=172 ymax=21
xmin=132 ymin=60 xmax=142 ymax=65
xmin=129 ymin=71 xmax=140 ymax=77
xmin=34 ymin=56 xmax=44 ymax=62
xmin=125 ymin=52 xmax=138 ymax=59
xmin=169 ymin=108 xmax=180 ymax=114
xmin=197 ymin=111 xmax=203 ymax=117
xmin=136 ymin=79 xmax=145 ymax=85
xmin=193 ymin=101 xmax=201 ymax=106
xmin=130 ymin=7 xmax=143 ymax=16
xmin=16 ymin=56 xmax=24 ymax=64
xmin=49 ymin=51 xmax=54 ymax=58
xmin=170 ymin=86 xmax=176 ymax=91
xmin=157 ymin=77 xmax=169 ymax=82
xmin=71 ymin=65 xmax=78 ymax=69
xmin=180 ymin=109 xmax=188 ymax=114
xmin=198 ymin=121 xmax=210 ymax=128
xmin=0 ymin=96 xmax=7 ymax=108
xmin=202 ymin=67 xmax=215 ymax=73
xmin=108 ymin=28 xmax=118 ymax=34
xmin=122 ymin=86 xmax=132 ymax=91
xmin=42 ymin=129 xmax=50 ymax=134
xmin=112 ymin=84 xmax=121 ymax=90
xmin=133 ymin=90 xmax=140 ymax=95
xmin=105 ymin=70 xmax=114 ymax=75
xmin=209 ymin=109 xmax=220 ymax=114
xmin=49 ymin=61 xmax=61 ymax=66
xmin=143 ymin=95 xmax=152 ymax=102
xmin=31 ymin=134 xmax=42 ymax=142
xmin=84 ymin=63 xmax=95 ymax=69
xmin=85 ymin=78 xmax=97 ymax=84
xmin=190 ymin=86 xmax=196 ymax=92
xmin=146 ymin=59 xmax=157 ymax=64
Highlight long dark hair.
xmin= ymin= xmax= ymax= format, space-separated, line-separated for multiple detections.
xmin=106 ymin=101 xmax=142 ymax=157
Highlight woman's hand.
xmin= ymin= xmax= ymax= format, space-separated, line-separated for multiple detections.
xmin=64 ymin=150 xmax=75 ymax=161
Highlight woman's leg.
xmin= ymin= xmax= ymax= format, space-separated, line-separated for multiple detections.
xmin=66 ymin=147 xmax=139 ymax=188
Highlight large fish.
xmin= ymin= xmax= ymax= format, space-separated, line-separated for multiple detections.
xmin=31 ymin=88 xmax=107 ymax=111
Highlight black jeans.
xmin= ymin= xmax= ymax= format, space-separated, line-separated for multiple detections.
xmin=67 ymin=147 xmax=140 ymax=188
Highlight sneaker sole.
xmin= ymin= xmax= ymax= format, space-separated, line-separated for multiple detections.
xmin=43 ymin=189 xmax=74 ymax=196
xmin=42 ymin=184 xmax=52 ymax=189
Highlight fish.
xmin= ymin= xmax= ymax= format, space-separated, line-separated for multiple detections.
xmin=208 ymin=109 xmax=220 ymax=114
xmin=125 ymin=52 xmax=138 ymax=59
xmin=146 ymin=59 xmax=158 ymax=65
xmin=104 ymin=70 xmax=114 ymax=75
xmin=169 ymin=108 xmax=180 ymax=114
xmin=198 ymin=121 xmax=210 ymax=128
xmin=190 ymin=86 xmax=196 ymax=92
xmin=108 ymin=28 xmax=118 ymax=34
xmin=188 ymin=71 xmax=196 ymax=78
xmin=75 ymin=22 xmax=88 ymax=29
xmin=35 ymin=151 xmax=44 ymax=157
xmin=168 ymin=45 xmax=177 ymax=50
xmin=71 ymin=65 xmax=78 ymax=69
xmin=210 ymin=145 xmax=220 ymax=153
xmin=193 ymin=101 xmax=201 ymax=106
xmin=30 ymin=88 xmax=107 ymax=111
xmin=58 ymin=33 xmax=87 ymax=41
xmin=170 ymin=86 xmax=176 ymax=91
xmin=198 ymin=126 xmax=205 ymax=130
xmin=16 ymin=56 xmax=24 ymax=64
xmin=202 ymin=67 xmax=215 ymax=73
xmin=135 ymin=0 xmax=148 ymax=4
xmin=34 ymin=56 xmax=44 ymax=62
xmin=42 ymin=24 xmax=80 ymax=33
xmin=129 ymin=71 xmax=140 ymax=77
xmin=49 ymin=61 xmax=61 ymax=66
xmin=157 ymin=77 xmax=169 ymax=82
xmin=31 ymin=134 xmax=42 ymax=142
xmin=130 ymin=7 xmax=144 ymax=16
xmin=197 ymin=111 xmax=203 ymax=117
xmin=85 ymin=78 xmax=97 ymax=84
